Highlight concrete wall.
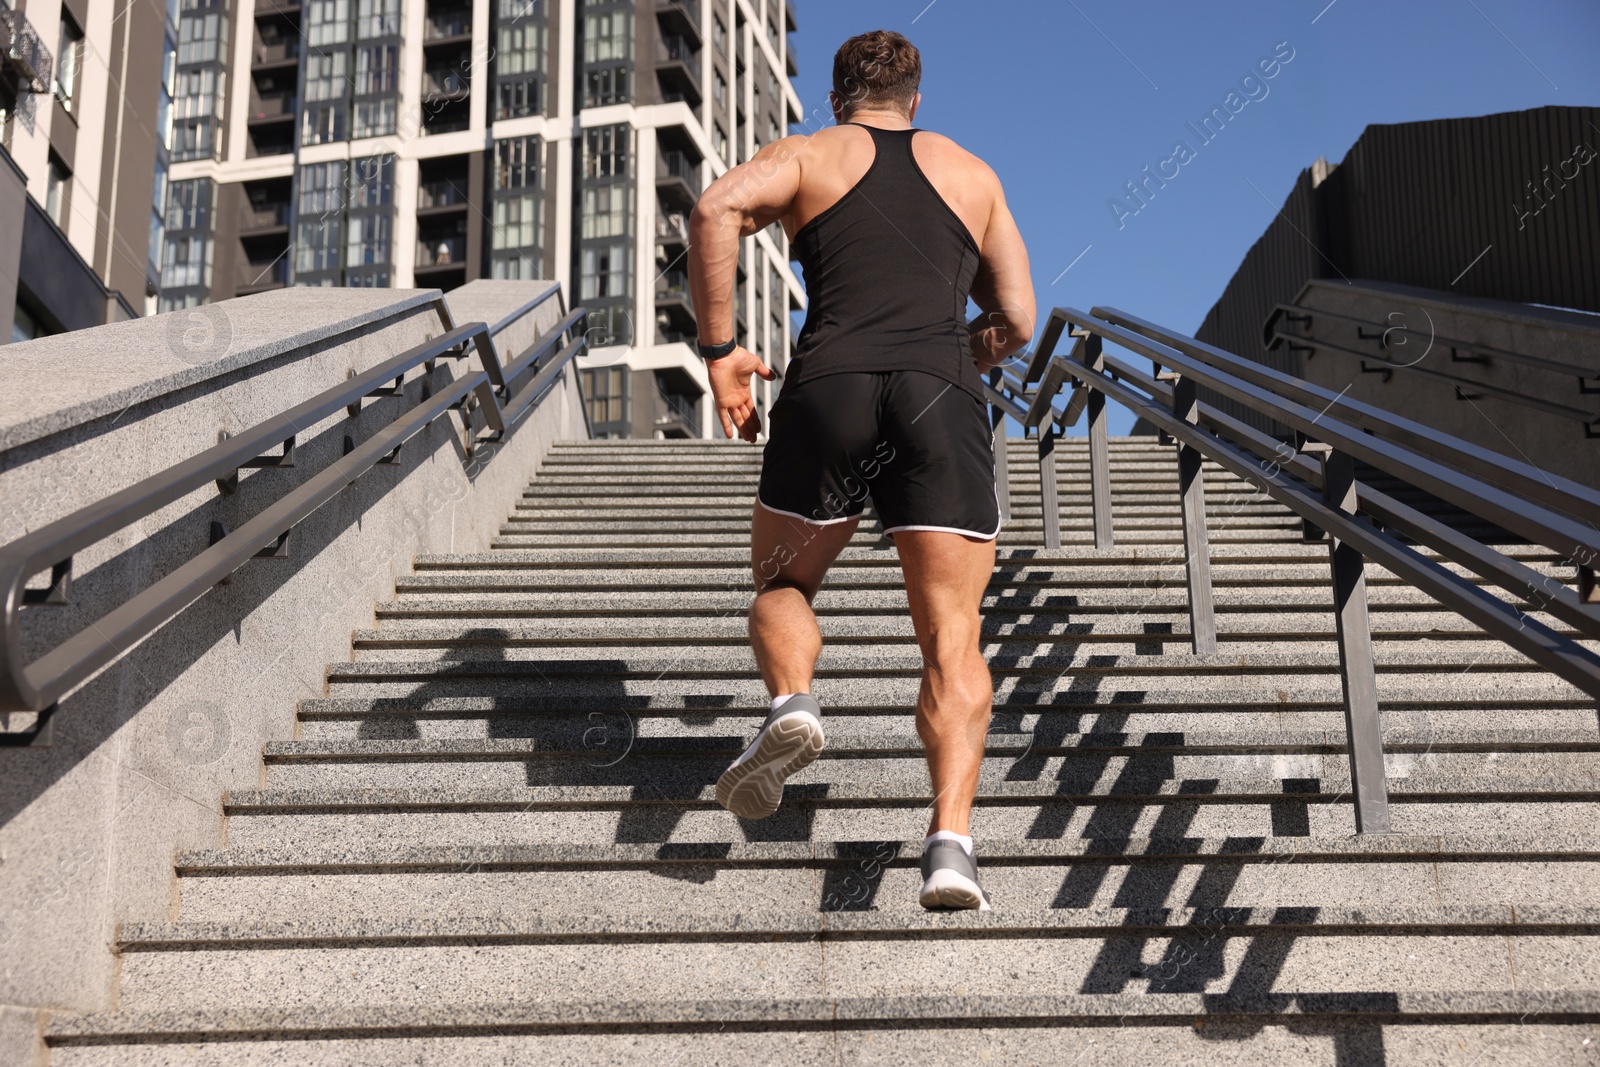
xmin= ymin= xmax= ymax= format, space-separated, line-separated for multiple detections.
xmin=0 ymin=280 xmax=587 ymax=1065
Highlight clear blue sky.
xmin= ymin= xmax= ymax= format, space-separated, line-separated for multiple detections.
xmin=784 ymin=0 xmax=1600 ymax=434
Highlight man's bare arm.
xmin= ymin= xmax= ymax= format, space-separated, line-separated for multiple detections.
xmin=967 ymin=173 xmax=1036 ymax=371
xmin=687 ymin=137 xmax=806 ymax=440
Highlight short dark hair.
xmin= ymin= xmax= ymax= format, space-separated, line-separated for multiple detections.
xmin=831 ymin=30 xmax=920 ymax=115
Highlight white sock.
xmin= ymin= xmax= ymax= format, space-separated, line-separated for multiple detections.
xmin=770 ymin=694 xmax=799 ymax=714
xmin=925 ymin=830 xmax=974 ymax=856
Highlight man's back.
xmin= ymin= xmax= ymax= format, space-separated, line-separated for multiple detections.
xmin=781 ymin=121 xmax=987 ymax=400
xmin=783 ymin=123 xmax=1000 ymax=252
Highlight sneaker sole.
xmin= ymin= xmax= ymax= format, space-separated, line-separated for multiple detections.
xmin=714 ymin=710 xmax=825 ymax=820
xmin=919 ymin=866 xmax=992 ymax=911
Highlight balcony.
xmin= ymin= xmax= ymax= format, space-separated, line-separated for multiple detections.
xmin=656 ymin=149 xmax=700 ymax=209
xmin=653 ymin=386 xmax=699 ymax=438
xmin=423 ymin=68 xmax=470 ymax=100
xmin=418 ymin=179 xmax=470 ymax=211
xmin=416 ymin=236 xmax=465 ymax=270
xmin=252 ymin=37 xmax=299 ymax=69
xmin=656 ymin=270 xmax=696 ymax=336
xmin=424 ymin=9 xmax=471 ymax=43
xmin=240 ymin=201 xmax=289 ymax=233
xmin=248 ymin=90 xmax=297 ymax=122
xmin=655 ymin=211 xmax=689 ymax=246
xmin=0 ymin=8 xmax=52 ymax=96
xmin=654 ymin=0 xmax=701 ymax=46
xmin=236 ymin=257 xmax=288 ymax=294
xmin=655 ymin=35 xmax=701 ymax=108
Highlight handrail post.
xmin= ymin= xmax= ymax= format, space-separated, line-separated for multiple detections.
xmin=1083 ymin=333 xmax=1113 ymax=549
xmin=1038 ymin=426 xmax=1061 ymax=551
xmin=1316 ymin=445 xmax=1393 ymax=834
xmin=1171 ymin=375 xmax=1216 ymax=654
xmin=989 ymin=369 xmax=1012 ymax=523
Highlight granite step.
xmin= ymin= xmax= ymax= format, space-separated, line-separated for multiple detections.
xmin=350 ymin=612 xmax=1560 ymax=642
xmin=258 ymin=747 xmax=1600 ymax=794
xmin=320 ymin=671 xmax=1587 ymax=710
xmin=220 ymin=774 xmax=1600 ymax=850
xmin=104 ymin=906 xmax=1600 ymax=1015
xmin=375 ymin=592 xmax=1567 ymax=623
xmin=292 ymin=700 xmax=1600 ymax=740
xmin=166 ymin=835 xmax=1600 ymax=924
xmin=41 ymin=994 xmax=1600 ymax=1067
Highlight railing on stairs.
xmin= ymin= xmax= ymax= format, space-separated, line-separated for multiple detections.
xmin=0 ymin=288 xmax=587 ymax=745
xmin=985 ymin=305 xmax=1600 ymax=835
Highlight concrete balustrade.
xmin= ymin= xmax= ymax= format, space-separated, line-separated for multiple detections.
xmin=0 ymin=280 xmax=586 ymax=1064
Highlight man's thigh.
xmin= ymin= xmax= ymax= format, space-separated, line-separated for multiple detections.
xmin=893 ymin=530 xmax=996 ymax=651
xmin=750 ymin=500 xmax=860 ymax=599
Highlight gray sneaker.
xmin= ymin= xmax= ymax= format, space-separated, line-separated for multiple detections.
xmin=919 ymin=840 xmax=993 ymax=911
xmin=715 ymin=694 xmax=825 ymax=820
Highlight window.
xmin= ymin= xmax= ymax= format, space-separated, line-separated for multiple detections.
xmin=713 ymin=16 xmax=726 ymax=56
xmin=304 ymin=0 xmax=350 ymax=47
xmin=492 ymin=136 xmax=543 ymax=279
xmin=583 ymin=9 xmax=629 ymax=62
xmin=713 ymin=123 xmax=727 ymax=160
xmin=583 ymin=124 xmax=628 ymax=179
xmin=583 ymin=366 xmax=628 ymax=426
xmin=45 ymin=156 xmax=70 ymax=227
xmin=496 ymin=13 xmax=546 ymax=119
xmin=495 ymin=135 xmax=540 ymax=190
xmin=713 ymin=69 xmax=726 ymax=109
xmin=147 ymin=157 xmax=168 ymax=274
xmin=581 ymin=242 xmax=629 ymax=300
xmin=356 ymin=0 xmax=398 ymax=38
xmin=354 ymin=44 xmax=397 ymax=95
xmin=302 ymin=51 xmax=349 ymax=144
xmin=294 ymin=161 xmax=345 ymax=277
xmin=581 ymin=184 xmax=628 ymax=239
xmin=159 ymin=178 xmax=215 ymax=303
xmin=12 ymin=303 xmax=42 ymax=344
xmin=55 ymin=14 xmax=83 ymax=110
xmin=177 ymin=7 xmax=226 ymax=63
xmin=353 ymin=44 xmax=398 ymax=137
xmin=350 ymin=155 xmax=392 ymax=208
xmin=582 ymin=4 xmax=630 ymax=106
xmin=345 ymin=213 xmax=390 ymax=266
xmin=584 ymin=66 xmax=628 ymax=107
xmin=156 ymin=38 xmax=176 ymax=150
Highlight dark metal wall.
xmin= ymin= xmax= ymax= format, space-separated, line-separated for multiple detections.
xmin=1188 ymin=105 xmax=1600 ymax=434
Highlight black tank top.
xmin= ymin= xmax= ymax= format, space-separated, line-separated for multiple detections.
xmin=786 ymin=122 xmax=984 ymax=402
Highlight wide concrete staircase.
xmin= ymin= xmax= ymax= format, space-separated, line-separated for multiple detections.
xmin=47 ymin=438 xmax=1600 ymax=1064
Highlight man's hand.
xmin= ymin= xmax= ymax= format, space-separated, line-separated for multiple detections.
xmin=706 ymin=347 xmax=778 ymax=442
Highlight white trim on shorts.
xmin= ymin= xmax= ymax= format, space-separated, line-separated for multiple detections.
xmin=756 ymin=496 xmax=862 ymax=526
xmin=882 ymin=517 xmax=1003 ymax=540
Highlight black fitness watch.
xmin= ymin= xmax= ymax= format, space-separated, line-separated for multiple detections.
xmin=696 ymin=338 xmax=738 ymax=361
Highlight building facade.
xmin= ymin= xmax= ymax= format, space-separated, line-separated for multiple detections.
xmin=153 ymin=0 xmax=806 ymax=438
xmin=0 ymin=0 xmax=156 ymax=340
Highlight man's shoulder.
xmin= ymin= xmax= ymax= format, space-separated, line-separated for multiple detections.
xmin=913 ymin=130 xmax=1001 ymax=185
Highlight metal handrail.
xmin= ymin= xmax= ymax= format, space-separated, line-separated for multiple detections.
xmin=1100 ymin=307 xmax=1600 ymax=529
xmin=0 ymin=289 xmax=586 ymax=740
xmin=985 ymin=305 xmax=1600 ymax=836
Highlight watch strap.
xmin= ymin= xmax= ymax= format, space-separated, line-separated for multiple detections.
xmin=697 ymin=338 xmax=738 ymax=361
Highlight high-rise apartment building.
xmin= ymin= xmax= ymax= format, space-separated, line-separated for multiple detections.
xmin=148 ymin=0 xmax=807 ymax=438
xmin=0 ymin=0 xmax=160 ymax=340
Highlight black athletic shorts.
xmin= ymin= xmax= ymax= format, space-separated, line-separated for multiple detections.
xmin=757 ymin=369 xmax=1002 ymax=539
